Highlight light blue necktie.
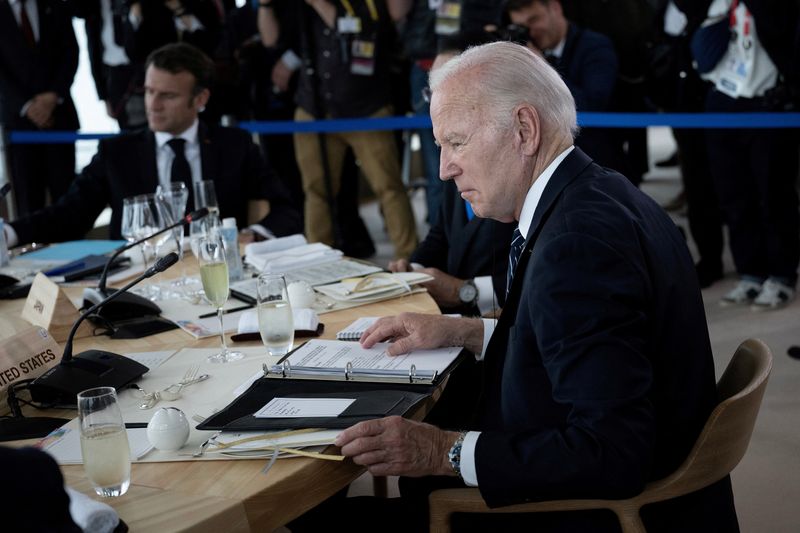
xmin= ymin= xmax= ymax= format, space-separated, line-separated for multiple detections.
xmin=506 ymin=228 xmax=525 ymax=299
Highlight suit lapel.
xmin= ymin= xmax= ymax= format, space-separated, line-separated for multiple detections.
xmin=489 ymin=148 xmax=594 ymax=348
xmin=139 ymin=130 xmax=159 ymax=191
xmin=198 ymin=121 xmax=217 ymax=182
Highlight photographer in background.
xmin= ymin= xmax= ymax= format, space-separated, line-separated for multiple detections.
xmin=505 ymin=0 xmax=630 ymax=182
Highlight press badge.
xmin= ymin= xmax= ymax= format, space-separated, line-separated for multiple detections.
xmin=435 ymin=1 xmax=461 ymax=36
xmin=338 ymin=15 xmax=362 ymax=34
xmin=350 ymin=39 xmax=376 ymax=76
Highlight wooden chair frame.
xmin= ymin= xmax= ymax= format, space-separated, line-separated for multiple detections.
xmin=429 ymin=339 xmax=773 ymax=533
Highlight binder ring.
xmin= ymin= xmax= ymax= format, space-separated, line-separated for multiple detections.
xmin=282 ymin=360 xmax=291 ymax=378
xmin=345 ymin=361 xmax=353 ymax=381
xmin=409 ymin=364 xmax=417 ymax=383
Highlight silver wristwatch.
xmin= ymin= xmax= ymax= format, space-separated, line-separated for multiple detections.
xmin=458 ymin=279 xmax=479 ymax=305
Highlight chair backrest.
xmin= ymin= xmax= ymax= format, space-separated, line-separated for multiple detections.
xmin=637 ymin=338 xmax=772 ymax=504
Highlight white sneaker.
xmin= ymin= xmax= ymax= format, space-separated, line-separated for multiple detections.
xmin=751 ymin=279 xmax=795 ymax=311
xmin=720 ymin=279 xmax=763 ymax=306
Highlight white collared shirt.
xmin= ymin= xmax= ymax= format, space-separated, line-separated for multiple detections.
xmin=100 ymin=0 xmax=130 ymax=66
xmin=154 ymin=120 xmax=202 ymax=191
xmin=460 ymin=145 xmax=575 ymax=487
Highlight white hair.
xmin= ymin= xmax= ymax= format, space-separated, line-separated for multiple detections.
xmin=428 ymin=41 xmax=578 ymax=141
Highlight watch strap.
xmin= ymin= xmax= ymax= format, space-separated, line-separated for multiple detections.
xmin=448 ymin=431 xmax=468 ymax=478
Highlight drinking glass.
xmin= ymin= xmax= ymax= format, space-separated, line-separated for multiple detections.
xmin=120 ymin=196 xmax=139 ymax=245
xmin=156 ymin=181 xmax=189 ymax=259
xmin=77 ymin=387 xmax=131 ymax=497
xmin=197 ymin=233 xmax=244 ymax=363
xmin=193 ymin=179 xmax=219 ymax=215
xmin=257 ymin=274 xmax=294 ymax=356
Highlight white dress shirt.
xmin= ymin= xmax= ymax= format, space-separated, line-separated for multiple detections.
xmin=154 ymin=120 xmax=202 ymax=191
xmin=459 ymin=145 xmax=575 ymax=487
xmin=10 ymin=0 xmax=39 ymax=42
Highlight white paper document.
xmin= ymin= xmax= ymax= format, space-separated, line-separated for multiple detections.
xmin=39 ymin=424 xmax=154 ymax=464
xmin=254 ymin=397 xmax=356 ymax=418
xmin=270 ymin=339 xmax=462 ymax=380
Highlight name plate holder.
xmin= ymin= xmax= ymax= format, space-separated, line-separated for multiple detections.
xmin=0 ymin=327 xmax=61 ymax=414
xmin=21 ymin=273 xmax=92 ymax=342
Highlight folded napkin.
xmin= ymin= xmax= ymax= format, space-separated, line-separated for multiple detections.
xmin=237 ymin=308 xmax=320 ymax=335
xmin=65 ymin=486 xmax=120 ymax=533
xmin=244 ymin=233 xmax=307 ymax=258
xmin=244 ymin=243 xmax=343 ymax=273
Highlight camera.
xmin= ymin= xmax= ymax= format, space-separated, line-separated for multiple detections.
xmin=494 ymin=24 xmax=531 ymax=46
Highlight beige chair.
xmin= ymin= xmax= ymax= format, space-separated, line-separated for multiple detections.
xmin=429 ymin=338 xmax=773 ymax=533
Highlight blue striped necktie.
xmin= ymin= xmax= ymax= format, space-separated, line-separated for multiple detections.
xmin=506 ymin=228 xmax=525 ymax=299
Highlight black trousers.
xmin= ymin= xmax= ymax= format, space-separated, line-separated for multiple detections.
xmin=673 ymin=127 xmax=724 ymax=268
xmin=705 ymin=89 xmax=800 ymax=284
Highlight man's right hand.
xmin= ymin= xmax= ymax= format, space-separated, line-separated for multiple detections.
xmin=388 ymin=258 xmax=411 ymax=272
xmin=360 ymin=312 xmax=484 ymax=356
xmin=271 ymin=60 xmax=293 ymax=93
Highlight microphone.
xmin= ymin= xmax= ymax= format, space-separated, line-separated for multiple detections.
xmin=29 ymin=252 xmax=179 ymax=406
xmin=83 ymin=207 xmax=209 ymax=321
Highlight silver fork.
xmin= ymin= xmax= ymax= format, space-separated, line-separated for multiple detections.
xmin=139 ymin=365 xmax=200 ymax=409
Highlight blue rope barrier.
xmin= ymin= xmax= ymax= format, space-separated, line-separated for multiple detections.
xmin=7 ymin=112 xmax=800 ymax=144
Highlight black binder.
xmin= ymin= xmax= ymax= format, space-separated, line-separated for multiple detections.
xmin=196 ymin=379 xmax=436 ymax=431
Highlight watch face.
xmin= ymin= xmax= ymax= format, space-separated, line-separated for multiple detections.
xmin=459 ymin=282 xmax=478 ymax=304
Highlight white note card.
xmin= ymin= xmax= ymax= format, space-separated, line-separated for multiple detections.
xmin=254 ymin=397 xmax=355 ymax=418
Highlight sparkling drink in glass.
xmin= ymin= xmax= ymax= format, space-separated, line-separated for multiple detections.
xmin=257 ymin=274 xmax=294 ymax=356
xmin=197 ymin=233 xmax=244 ymax=363
xmin=77 ymin=387 xmax=131 ymax=497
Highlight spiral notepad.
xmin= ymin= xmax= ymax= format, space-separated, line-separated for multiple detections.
xmin=335 ymin=317 xmax=380 ymax=340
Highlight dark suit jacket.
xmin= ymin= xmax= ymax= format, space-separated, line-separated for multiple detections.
xmin=473 ymin=148 xmax=738 ymax=531
xmin=11 ymin=123 xmax=302 ymax=244
xmin=411 ymin=180 xmax=514 ymax=314
xmin=0 ymin=0 xmax=79 ymax=129
xmin=0 ymin=446 xmax=80 ymax=532
xmin=554 ymin=24 xmax=626 ymax=173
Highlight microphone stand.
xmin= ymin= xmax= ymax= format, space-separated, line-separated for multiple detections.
xmin=29 ymin=253 xmax=180 ymax=406
xmin=82 ymin=207 xmax=209 ymax=322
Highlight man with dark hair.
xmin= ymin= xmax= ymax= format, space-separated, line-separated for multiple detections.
xmin=4 ymin=42 xmax=301 ymax=248
xmin=505 ymin=0 xmax=629 ymax=180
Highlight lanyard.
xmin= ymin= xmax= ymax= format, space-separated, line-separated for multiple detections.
xmin=729 ymin=0 xmax=751 ymax=37
xmin=341 ymin=0 xmax=378 ymax=21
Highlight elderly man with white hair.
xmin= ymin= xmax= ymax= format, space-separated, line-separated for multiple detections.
xmin=326 ymin=41 xmax=739 ymax=532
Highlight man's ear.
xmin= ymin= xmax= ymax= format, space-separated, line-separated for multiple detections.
xmin=515 ymin=104 xmax=540 ymax=156
xmin=193 ymin=88 xmax=211 ymax=111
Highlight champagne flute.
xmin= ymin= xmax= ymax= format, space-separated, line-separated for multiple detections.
xmin=197 ymin=233 xmax=244 ymax=363
xmin=193 ymin=179 xmax=219 ymax=216
xmin=257 ymin=274 xmax=294 ymax=356
xmin=77 ymin=387 xmax=131 ymax=497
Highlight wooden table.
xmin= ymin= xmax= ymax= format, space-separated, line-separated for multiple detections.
xmin=1 ymin=268 xmax=440 ymax=532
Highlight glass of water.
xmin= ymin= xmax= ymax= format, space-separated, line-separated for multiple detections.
xmin=257 ymin=274 xmax=294 ymax=356
xmin=77 ymin=387 xmax=131 ymax=497
xmin=193 ymin=179 xmax=219 ymax=216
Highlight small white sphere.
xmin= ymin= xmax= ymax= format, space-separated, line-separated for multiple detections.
xmin=146 ymin=407 xmax=190 ymax=451
xmin=287 ymin=281 xmax=315 ymax=308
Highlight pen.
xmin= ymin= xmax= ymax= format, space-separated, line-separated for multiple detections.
xmin=198 ymin=304 xmax=254 ymax=319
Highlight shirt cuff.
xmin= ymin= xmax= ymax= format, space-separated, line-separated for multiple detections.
xmin=174 ymin=14 xmax=204 ymax=32
xmin=474 ymin=275 xmax=495 ymax=315
xmin=281 ymin=50 xmax=302 ymax=71
xmin=248 ymin=224 xmax=275 ymax=240
xmin=477 ymin=319 xmax=496 ymax=361
xmin=19 ymin=99 xmax=33 ymax=118
xmin=459 ymin=431 xmax=481 ymax=486
xmin=4 ymin=222 xmax=19 ymax=248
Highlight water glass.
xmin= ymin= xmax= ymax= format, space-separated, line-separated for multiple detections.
xmin=197 ymin=233 xmax=244 ymax=363
xmin=193 ymin=180 xmax=219 ymax=215
xmin=156 ymin=181 xmax=189 ymax=258
xmin=257 ymin=274 xmax=294 ymax=356
xmin=77 ymin=387 xmax=131 ymax=497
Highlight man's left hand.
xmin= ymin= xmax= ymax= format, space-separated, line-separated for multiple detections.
xmin=335 ymin=416 xmax=460 ymax=477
